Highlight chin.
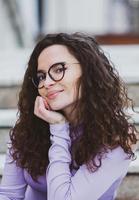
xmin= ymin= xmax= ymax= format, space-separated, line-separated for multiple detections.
xmin=50 ymin=102 xmax=71 ymax=113
xmin=49 ymin=104 xmax=66 ymax=111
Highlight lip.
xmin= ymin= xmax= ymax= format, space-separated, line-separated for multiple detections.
xmin=47 ymin=90 xmax=64 ymax=99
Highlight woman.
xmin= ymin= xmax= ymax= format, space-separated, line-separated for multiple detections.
xmin=0 ymin=33 xmax=138 ymax=200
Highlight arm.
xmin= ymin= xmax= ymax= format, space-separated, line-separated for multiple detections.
xmin=0 ymin=146 xmax=27 ymax=200
xmin=46 ymin=123 xmax=131 ymax=200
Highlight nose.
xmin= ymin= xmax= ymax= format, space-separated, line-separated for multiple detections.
xmin=43 ymin=74 xmax=55 ymax=88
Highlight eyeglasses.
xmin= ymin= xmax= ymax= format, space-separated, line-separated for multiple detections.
xmin=31 ymin=62 xmax=79 ymax=89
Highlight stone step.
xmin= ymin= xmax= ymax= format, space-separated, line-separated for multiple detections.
xmin=0 ymin=83 xmax=139 ymax=108
xmin=0 ymin=108 xmax=138 ymax=127
xmin=116 ymin=151 xmax=139 ymax=199
xmin=0 ymin=108 xmax=139 ymax=153
xmin=128 ymin=151 xmax=139 ymax=174
xmin=0 ymin=108 xmax=139 ymax=127
xmin=0 ymin=49 xmax=31 ymax=86
xmin=0 ymin=45 xmax=139 ymax=108
xmin=127 ymin=84 xmax=139 ymax=107
xmin=0 ymin=129 xmax=9 ymax=153
xmin=116 ymin=174 xmax=139 ymax=200
xmin=0 ymin=109 xmax=17 ymax=153
xmin=1 ymin=127 xmax=139 ymax=154
xmin=0 ymin=108 xmax=139 ymax=200
xmin=102 ymin=45 xmax=139 ymax=84
xmin=0 ymin=86 xmax=20 ymax=109
xmin=0 ymin=152 xmax=139 ymax=199
xmin=0 ymin=154 xmax=5 ymax=177
xmin=0 ymin=109 xmax=17 ymax=128
xmin=127 ymin=107 xmax=139 ymax=125
xmin=0 ymin=45 xmax=139 ymax=86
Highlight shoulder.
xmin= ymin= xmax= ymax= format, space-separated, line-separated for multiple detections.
xmin=90 ymin=146 xmax=131 ymax=174
xmin=102 ymin=146 xmax=131 ymax=163
xmin=78 ymin=146 xmax=131 ymax=184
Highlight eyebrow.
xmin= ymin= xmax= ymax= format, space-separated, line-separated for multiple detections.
xmin=37 ymin=61 xmax=66 ymax=73
xmin=37 ymin=69 xmax=46 ymax=73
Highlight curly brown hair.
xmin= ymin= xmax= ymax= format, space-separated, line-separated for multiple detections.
xmin=10 ymin=32 xmax=138 ymax=180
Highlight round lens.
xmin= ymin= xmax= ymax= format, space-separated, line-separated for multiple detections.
xmin=49 ymin=63 xmax=66 ymax=81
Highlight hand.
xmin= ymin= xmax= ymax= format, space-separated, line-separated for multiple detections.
xmin=34 ymin=96 xmax=67 ymax=124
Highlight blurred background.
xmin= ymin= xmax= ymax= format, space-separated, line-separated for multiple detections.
xmin=0 ymin=0 xmax=139 ymax=199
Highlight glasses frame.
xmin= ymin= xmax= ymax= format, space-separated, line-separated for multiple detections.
xmin=31 ymin=62 xmax=79 ymax=89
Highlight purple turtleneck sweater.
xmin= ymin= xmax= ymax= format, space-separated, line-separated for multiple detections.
xmin=0 ymin=123 xmax=131 ymax=200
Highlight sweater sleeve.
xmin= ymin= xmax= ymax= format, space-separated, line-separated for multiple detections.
xmin=46 ymin=123 xmax=131 ymax=200
xmin=0 ymin=145 xmax=27 ymax=200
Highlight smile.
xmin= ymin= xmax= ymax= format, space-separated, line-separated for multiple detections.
xmin=47 ymin=90 xmax=64 ymax=100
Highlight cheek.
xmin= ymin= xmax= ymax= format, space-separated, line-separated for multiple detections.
xmin=65 ymin=81 xmax=80 ymax=101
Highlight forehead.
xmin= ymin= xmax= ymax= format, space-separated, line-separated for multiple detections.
xmin=38 ymin=45 xmax=76 ymax=69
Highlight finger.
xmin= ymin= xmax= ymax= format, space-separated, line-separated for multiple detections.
xmin=38 ymin=97 xmax=49 ymax=116
xmin=34 ymin=96 xmax=45 ymax=116
xmin=43 ymin=99 xmax=51 ymax=110
xmin=38 ymin=96 xmax=45 ymax=110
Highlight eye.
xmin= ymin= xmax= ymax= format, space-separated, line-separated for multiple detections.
xmin=36 ymin=72 xmax=46 ymax=82
xmin=51 ymin=64 xmax=67 ymax=74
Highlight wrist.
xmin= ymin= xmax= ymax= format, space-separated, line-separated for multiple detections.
xmin=49 ymin=122 xmax=70 ymax=140
xmin=50 ymin=117 xmax=67 ymax=125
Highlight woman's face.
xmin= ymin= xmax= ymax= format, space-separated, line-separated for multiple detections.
xmin=37 ymin=44 xmax=82 ymax=116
